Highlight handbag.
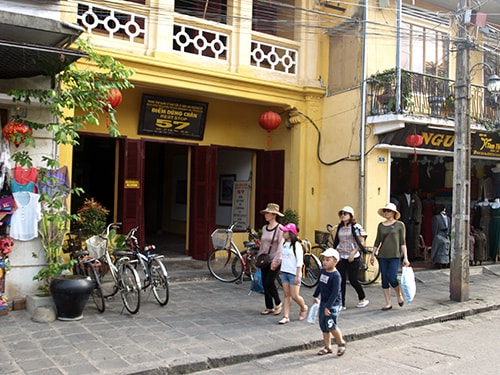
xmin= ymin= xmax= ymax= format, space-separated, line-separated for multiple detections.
xmin=256 ymin=225 xmax=278 ymax=268
xmin=401 ymin=266 xmax=416 ymax=303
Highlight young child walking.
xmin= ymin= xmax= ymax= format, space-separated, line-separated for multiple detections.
xmin=312 ymin=248 xmax=347 ymax=356
xmin=277 ymin=223 xmax=308 ymax=324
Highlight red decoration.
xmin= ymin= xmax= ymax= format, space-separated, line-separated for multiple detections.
xmin=258 ymin=110 xmax=281 ymax=146
xmin=2 ymin=121 xmax=32 ymax=146
xmin=107 ymin=88 xmax=122 ymax=109
xmin=406 ymin=133 xmax=423 ymax=161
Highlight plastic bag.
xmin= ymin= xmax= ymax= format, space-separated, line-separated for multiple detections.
xmin=307 ymin=302 xmax=319 ymax=324
xmin=401 ymin=266 xmax=416 ymax=304
xmin=250 ymin=268 xmax=264 ymax=294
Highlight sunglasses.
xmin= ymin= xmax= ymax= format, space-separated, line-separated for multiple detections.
xmin=382 ymin=209 xmax=393 ymax=213
xmin=339 ymin=211 xmax=350 ymax=216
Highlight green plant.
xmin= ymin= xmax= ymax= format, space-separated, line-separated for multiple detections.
xmin=76 ymin=198 xmax=110 ymax=238
xmin=373 ymin=68 xmax=413 ymax=111
xmin=282 ymin=209 xmax=299 ymax=226
xmin=9 ymin=39 xmax=134 ymax=295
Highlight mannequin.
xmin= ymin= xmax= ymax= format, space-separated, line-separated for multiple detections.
xmin=398 ymin=185 xmax=422 ymax=261
xmin=489 ymin=198 xmax=500 ymax=262
xmin=431 ymin=204 xmax=451 ymax=268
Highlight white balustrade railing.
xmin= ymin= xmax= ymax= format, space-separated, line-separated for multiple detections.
xmin=77 ymin=2 xmax=147 ymax=44
xmin=76 ymin=2 xmax=298 ymax=76
xmin=173 ymin=23 xmax=229 ymax=60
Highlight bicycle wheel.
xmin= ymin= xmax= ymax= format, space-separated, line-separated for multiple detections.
xmin=207 ymin=248 xmax=243 ymax=282
xmin=99 ymin=256 xmax=119 ymax=298
xmin=301 ymin=254 xmax=322 ymax=288
xmin=358 ymin=250 xmax=380 ymax=285
xmin=119 ymin=263 xmax=141 ymax=314
xmin=150 ymin=258 xmax=169 ymax=306
xmin=88 ymin=263 xmax=105 ymax=313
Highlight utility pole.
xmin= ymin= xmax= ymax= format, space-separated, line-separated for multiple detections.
xmin=450 ymin=0 xmax=470 ymax=302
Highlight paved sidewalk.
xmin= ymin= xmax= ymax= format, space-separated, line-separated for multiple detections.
xmin=2 ymin=261 xmax=500 ymax=375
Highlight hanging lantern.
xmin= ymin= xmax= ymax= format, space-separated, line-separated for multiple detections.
xmin=2 ymin=121 xmax=32 ymax=146
xmin=406 ymin=133 xmax=423 ymax=161
xmin=258 ymin=110 xmax=281 ymax=147
xmin=107 ymin=88 xmax=122 ymax=110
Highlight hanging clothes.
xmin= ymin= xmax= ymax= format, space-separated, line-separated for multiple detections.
xmin=488 ymin=203 xmax=500 ymax=261
xmin=38 ymin=166 xmax=70 ymax=198
xmin=13 ymin=166 xmax=37 ymax=185
xmin=11 ymin=180 xmax=36 ymax=193
xmin=10 ymin=191 xmax=42 ymax=241
xmin=431 ymin=211 xmax=450 ymax=265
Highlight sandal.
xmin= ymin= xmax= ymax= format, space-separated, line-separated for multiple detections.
xmin=278 ymin=316 xmax=290 ymax=324
xmin=337 ymin=343 xmax=346 ymax=356
xmin=299 ymin=305 xmax=308 ymax=321
xmin=317 ymin=347 xmax=333 ymax=356
xmin=260 ymin=309 xmax=273 ymax=315
xmin=273 ymin=302 xmax=283 ymax=315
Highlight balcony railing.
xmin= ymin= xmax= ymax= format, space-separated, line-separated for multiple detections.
xmin=369 ymin=69 xmax=500 ymax=129
xmin=75 ymin=1 xmax=299 ymax=78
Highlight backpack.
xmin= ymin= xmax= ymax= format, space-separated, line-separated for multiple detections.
xmin=292 ymin=238 xmax=312 ymax=263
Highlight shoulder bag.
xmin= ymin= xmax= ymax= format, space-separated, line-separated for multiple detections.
xmin=256 ymin=225 xmax=278 ymax=268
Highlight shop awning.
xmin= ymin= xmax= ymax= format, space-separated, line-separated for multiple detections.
xmin=0 ymin=40 xmax=86 ymax=79
xmin=0 ymin=11 xmax=85 ymax=79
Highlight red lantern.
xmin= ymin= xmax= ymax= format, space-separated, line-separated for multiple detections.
xmin=107 ymin=88 xmax=122 ymax=109
xmin=406 ymin=133 xmax=423 ymax=161
xmin=2 ymin=121 xmax=32 ymax=146
xmin=258 ymin=110 xmax=281 ymax=146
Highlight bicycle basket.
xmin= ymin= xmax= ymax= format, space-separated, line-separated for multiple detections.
xmin=314 ymin=230 xmax=331 ymax=246
xmin=86 ymin=235 xmax=107 ymax=259
xmin=211 ymin=229 xmax=231 ymax=249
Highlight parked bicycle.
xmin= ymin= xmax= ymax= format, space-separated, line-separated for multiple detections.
xmin=87 ymin=223 xmax=142 ymax=314
xmin=121 ymin=226 xmax=169 ymax=306
xmin=313 ymin=224 xmax=380 ymax=285
xmin=207 ymin=222 xmax=260 ymax=283
xmin=65 ymin=230 xmax=105 ymax=313
xmin=300 ymin=240 xmax=322 ymax=288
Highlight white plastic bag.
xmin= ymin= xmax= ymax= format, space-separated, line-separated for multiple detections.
xmin=307 ymin=302 xmax=319 ymax=324
xmin=401 ymin=266 xmax=416 ymax=304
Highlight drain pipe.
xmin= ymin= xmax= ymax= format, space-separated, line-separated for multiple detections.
xmin=359 ymin=0 xmax=368 ymax=226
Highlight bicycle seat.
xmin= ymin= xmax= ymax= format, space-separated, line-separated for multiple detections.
xmin=114 ymin=250 xmax=135 ymax=258
xmin=73 ymin=250 xmax=89 ymax=258
xmin=243 ymin=241 xmax=257 ymax=248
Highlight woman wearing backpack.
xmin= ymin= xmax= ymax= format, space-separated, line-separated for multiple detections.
xmin=277 ymin=222 xmax=308 ymax=324
xmin=333 ymin=206 xmax=370 ymax=310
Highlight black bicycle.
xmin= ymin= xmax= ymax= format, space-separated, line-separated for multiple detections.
xmin=313 ymin=224 xmax=380 ymax=285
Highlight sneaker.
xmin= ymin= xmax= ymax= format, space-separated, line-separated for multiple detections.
xmin=356 ymin=300 xmax=369 ymax=308
xmin=340 ymin=306 xmax=347 ymax=311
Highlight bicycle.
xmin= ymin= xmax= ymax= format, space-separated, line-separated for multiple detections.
xmin=87 ymin=223 xmax=141 ymax=314
xmin=312 ymin=224 xmax=380 ymax=285
xmin=300 ymin=240 xmax=322 ymax=288
xmin=207 ymin=222 xmax=260 ymax=284
xmin=65 ymin=230 xmax=105 ymax=313
xmin=121 ymin=226 xmax=169 ymax=306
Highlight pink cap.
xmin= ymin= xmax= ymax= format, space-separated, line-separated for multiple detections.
xmin=279 ymin=223 xmax=299 ymax=236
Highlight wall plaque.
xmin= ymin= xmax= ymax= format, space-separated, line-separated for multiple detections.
xmin=138 ymin=94 xmax=208 ymax=140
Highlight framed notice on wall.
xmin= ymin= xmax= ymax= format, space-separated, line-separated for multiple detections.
xmin=138 ymin=94 xmax=208 ymax=140
xmin=232 ymin=181 xmax=251 ymax=231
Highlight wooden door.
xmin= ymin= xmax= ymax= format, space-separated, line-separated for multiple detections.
xmin=189 ymin=145 xmax=217 ymax=260
xmin=119 ymin=138 xmax=145 ymax=243
xmin=255 ymin=150 xmax=285 ymax=229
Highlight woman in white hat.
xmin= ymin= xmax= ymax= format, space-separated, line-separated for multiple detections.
xmin=370 ymin=203 xmax=410 ymax=311
xmin=332 ymin=206 xmax=369 ymax=310
xmin=258 ymin=203 xmax=284 ymax=315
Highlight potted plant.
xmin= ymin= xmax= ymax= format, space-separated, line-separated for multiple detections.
xmin=282 ymin=208 xmax=299 ymax=226
xmin=75 ymin=198 xmax=110 ymax=239
xmin=373 ymin=68 xmax=413 ymax=113
xmin=8 ymin=39 xmax=134 ymax=316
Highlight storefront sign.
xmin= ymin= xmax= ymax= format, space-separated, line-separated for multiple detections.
xmin=472 ymin=132 xmax=500 ymax=157
xmin=231 ymin=181 xmax=251 ymax=231
xmin=139 ymin=94 xmax=208 ymax=140
xmin=380 ymin=125 xmax=500 ymax=158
